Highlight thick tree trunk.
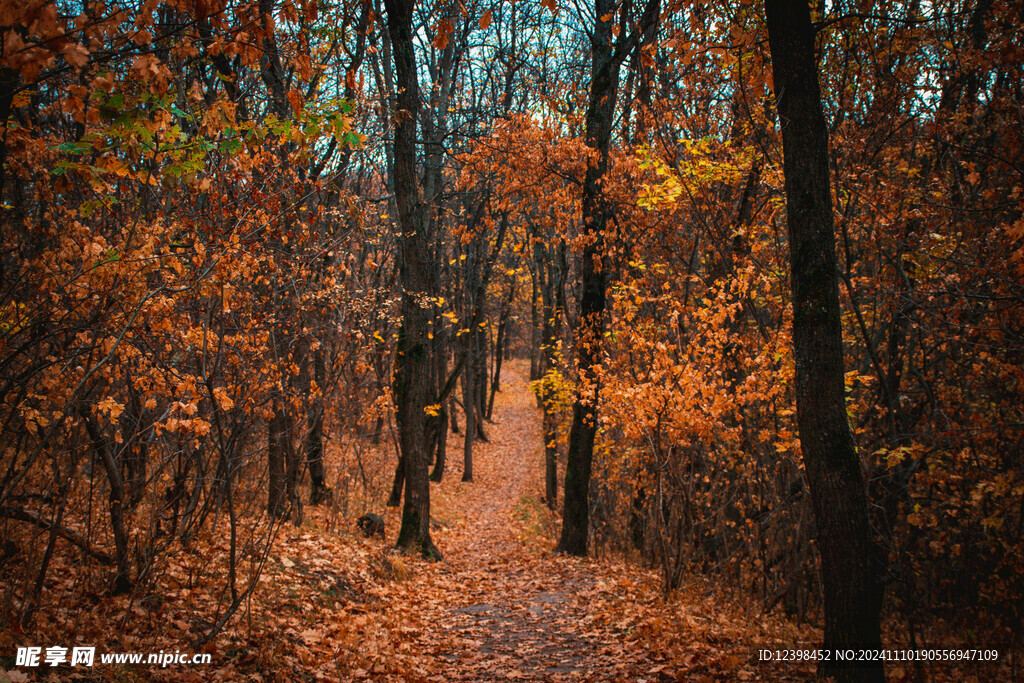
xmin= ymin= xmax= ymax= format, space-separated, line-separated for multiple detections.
xmin=557 ymin=0 xmax=623 ymax=556
xmin=765 ymin=1 xmax=885 ymax=680
xmin=123 ymin=388 xmax=149 ymax=509
xmin=557 ymin=0 xmax=660 ymax=556
xmin=385 ymin=0 xmax=440 ymax=559
xmin=449 ymin=394 xmax=459 ymax=433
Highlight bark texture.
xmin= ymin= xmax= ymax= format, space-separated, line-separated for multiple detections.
xmin=558 ymin=0 xmax=659 ymax=555
xmin=384 ymin=0 xmax=440 ymax=560
xmin=765 ymin=1 xmax=885 ymax=679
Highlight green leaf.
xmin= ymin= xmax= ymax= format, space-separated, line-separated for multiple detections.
xmin=219 ymin=138 xmax=242 ymax=155
xmin=342 ymin=131 xmax=361 ymax=148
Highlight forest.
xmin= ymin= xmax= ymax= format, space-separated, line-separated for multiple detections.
xmin=0 ymin=0 xmax=1022 ymax=680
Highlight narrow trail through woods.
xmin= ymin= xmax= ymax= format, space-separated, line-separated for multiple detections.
xmin=263 ymin=361 xmax=798 ymax=681
xmin=379 ymin=361 xmax=664 ymax=681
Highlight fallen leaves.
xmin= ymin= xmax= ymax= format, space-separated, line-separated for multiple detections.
xmin=0 ymin=363 xmax=836 ymax=681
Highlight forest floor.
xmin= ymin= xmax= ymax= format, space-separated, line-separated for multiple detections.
xmin=361 ymin=361 xmax=772 ymax=682
xmin=215 ymin=360 xmax=816 ymax=682
xmin=1 ymin=363 xmax=819 ymax=682
xmin=6 ymin=361 xmax=989 ymax=681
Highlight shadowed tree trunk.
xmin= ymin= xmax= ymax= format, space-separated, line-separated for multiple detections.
xmin=384 ymin=0 xmax=440 ymax=559
xmin=267 ymin=396 xmax=290 ymax=520
xmin=461 ymin=242 xmax=480 ymax=482
xmin=429 ymin=333 xmax=449 ymax=482
xmin=473 ymin=325 xmax=489 ymax=441
xmin=529 ymin=275 xmax=541 ymax=388
xmin=534 ymin=237 xmax=565 ymax=511
xmin=305 ymin=345 xmax=329 ymax=505
xmin=765 ymin=1 xmax=885 ymax=679
xmin=85 ymin=417 xmax=132 ymax=594
xmin=557 ymin=0 xmax=619 ymax=556
xmin=462 ymin=346 xmax=475 ymax=482
xmin=486 ymin=283 xmax=514 ymax=420
xmin=475 ymin=325 xmax=489 ymax=428
xmin=0 ymin=66 xmax=18 ymax=203
xmin=387 ymin=455 xmax=404 ymax=508
xmin=558 ymin=0 xmax=660 ymax=555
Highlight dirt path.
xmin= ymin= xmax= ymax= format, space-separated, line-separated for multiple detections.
xmin=382 ymin=361 xmax=661 ymax=682
xmin=239 ymin=361 xmax=798 ymax=681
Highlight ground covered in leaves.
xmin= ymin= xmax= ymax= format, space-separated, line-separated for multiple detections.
xmin=5 ymin=363 xmax=1002 ymax=681
xmin=201 ymin=362 xmax=814 ymax=682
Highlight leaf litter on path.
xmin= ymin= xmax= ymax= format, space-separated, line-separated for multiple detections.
xmin=8 ymin=361 xmax=813 ymax=681
xmin=318 ymin=361 xmax=813 ymax=682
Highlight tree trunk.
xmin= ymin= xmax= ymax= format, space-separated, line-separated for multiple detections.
xmin=284 ymin=409 xmax=302 ymax=526
xmin=449 ymin=393 xmax=459 ymax=433
xmin=85 ymin=418 xmax=132 ymax=594
xmin=123 ymin=387 xmax=149 ymax=509
xmin=544 ymin=408 xmax=558 ymax=510
xmin=529 ymin=275 xmax=541 ymax=385
xmin=387 ymin=454 xmax=404 ymax=507
xmin=557 ymin=0 xmax=625 ymax=556
xmin=430 ymin=337 xmax=449 ymax=482
xmin=267 ymin=397 xmax=290 ymax=520
xmin=765 ymin=1 xmax=885 ymax=679
xmin=474 ymin=326 xmax=489 ymax=440
xmin=429 ymin=404 xmax=447 ymax=482
xmin=306 ymin=346 xmax=329 ymax=505
xmin=486 ymin=301 xmax=510 ymax=420
xmin=462 ymin=340 xmax=475 ymax=482
xmin=372 ymin=414 xmax=384 ymax=444
xmin=0 ymin=66 xmax=18 ymax=203
xmin=385 ymin=0 xmax=440 ymax=560
xmin=535 ymin=239 xmax=564 ymax=512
